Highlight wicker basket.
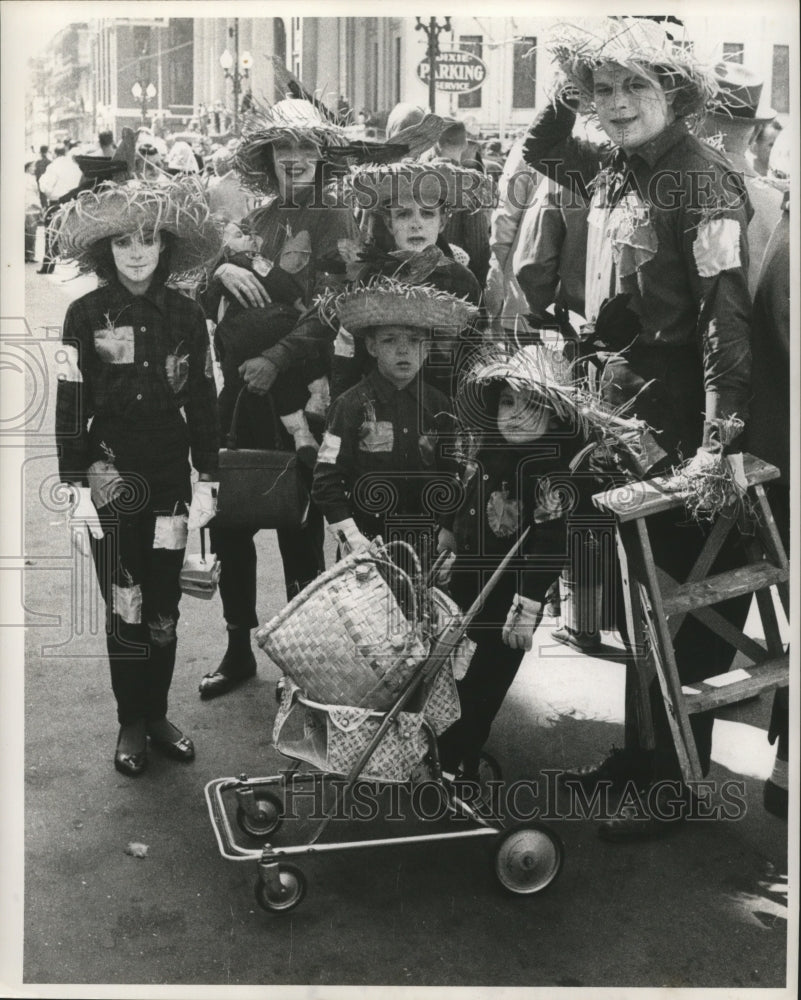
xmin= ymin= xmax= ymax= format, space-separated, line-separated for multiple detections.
xmin=256 ymin=547 xmax=428 ymax=710
xmin=273 ymin=665 xmax=461 ymax=783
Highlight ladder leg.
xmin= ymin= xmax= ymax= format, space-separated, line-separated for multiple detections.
xmin=615 ymin=523 xmax=655 ymax=751
xmin=632 ymin=519 xmax=705 ymax=784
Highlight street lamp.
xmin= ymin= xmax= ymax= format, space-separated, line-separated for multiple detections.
xmin=131 ymin=80 xmax=157 ymax=126
xmin=415 ymin=16 xmax=452 ymax=113
xmin=219 ymin=19 xmax=252 ymax=135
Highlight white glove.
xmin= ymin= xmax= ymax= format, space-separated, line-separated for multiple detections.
xmin=67 ymin=485 xmax=104 ymax=555
xmin=501 ymin=594 xmax=543 ymax=651
xmin=435 ymin=527 xmax=457 ymax=584
xmin=187 ymin=481 xmax=218 ymax=530
xmin=683 ymin=448 xmax=720 ymax=477
xmin=328 ymin=517 xmax=371 ymax=554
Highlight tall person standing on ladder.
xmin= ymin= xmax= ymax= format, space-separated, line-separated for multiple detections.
xmin=523 ymin=17 xmax=754 ymax=840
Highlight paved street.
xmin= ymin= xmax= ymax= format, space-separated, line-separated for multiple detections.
xmin=17 ymin=250 xmax=790 ymax=990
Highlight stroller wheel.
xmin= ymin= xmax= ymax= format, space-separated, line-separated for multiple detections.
xmin=236 ymin=790 xmax=283 ymax=839
xmin=494 ymin=823 xmax=564 ymax=896
xmin=254 ymin=864 xmax=306 ymax=913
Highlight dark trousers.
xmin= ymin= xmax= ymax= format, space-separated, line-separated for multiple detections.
xmin=89 ymin=504 xmax=186 ymax=726
xmin=209 ymin=501 xmax=325 ymax=628
xmin=437 ymin=630 xmax=526 ymax=774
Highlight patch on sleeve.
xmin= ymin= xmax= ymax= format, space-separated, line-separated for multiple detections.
xmin=692 ymin=217 xmax=742 ymax=278
xmin=334 ymin=327 xmax=355 ymax=358
xmin=317 ymin=431 xmax=341 ymax=465
xmin=55 ymin=344 xmax=83 ymax=383
xmin=153 ymin=513 xmax=189 ymax=550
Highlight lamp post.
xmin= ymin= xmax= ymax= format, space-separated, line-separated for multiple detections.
xmin=415 ymin=16 xmax=451 ymax=113
xmin=131 ymin=80 xmax=157 ymax=127
xmin=219 ymin=19 xmax=252 ymax=135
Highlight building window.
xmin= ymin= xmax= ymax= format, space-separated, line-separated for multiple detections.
xmin=165 ymin=19 xmax=193 ymax=108
xmin=274 ymin=18 xmax=287 ymax=67
xmin=722 ymin=42 xmax=744 ymax=64
xmin=771 ymin=44 xmax=789 ymax=113
xmin=512 ymin=36 xmax=536 ymax=108
xmin=394 ymin=36 xmax=402 ymax=106
xmin=372 ymin=41 xmax=379 ymax=112
xmin=458 ymin=35 xmax=482 ymax=110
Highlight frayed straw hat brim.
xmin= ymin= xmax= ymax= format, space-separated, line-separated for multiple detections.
xmin=318 ymin=275 xmax=479 ymax=335
xmin=50 ymin=177 xmax=222 ymax=279
xmin=342 ymin=158 xmax=494 ymax=215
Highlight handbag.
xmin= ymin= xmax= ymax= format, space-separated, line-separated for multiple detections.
xmin=180 ymin=527 xmax=221 ymax=600
xmin=215 ymin=386 xmax=310 ymax=530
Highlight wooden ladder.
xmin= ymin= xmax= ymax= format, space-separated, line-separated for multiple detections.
xmin=593 ymin=454 xmax=790 ymax=784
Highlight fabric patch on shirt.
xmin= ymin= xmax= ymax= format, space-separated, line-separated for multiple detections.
xmin=486 ymin=489 xmax=521 ymax=538
xmin=94 ymin=324 xmax=134 ymax=364
xmin=55 ymin=344 xmax=82 ymax=383
xmin=112 ymin=582 xmax=142 ymax=625
xmin=279 ymin=229 xmax=312 ymax=274
xmin=693 ymin=218 xmax=742 ymax=277
xmin=610 ymin=193 xmax=658 ymax=279
xmin=359 ymin=420 xmax=394 ymax=453
xmin=165 ymin=341 xmax=190 ymax=393
xmin=153 ymin=513 xmax=188 ymax=551
xmin=318 ymin=431 xmax=341 ymax=465
xmin=334 ymin=326 xmax=355 ymax=358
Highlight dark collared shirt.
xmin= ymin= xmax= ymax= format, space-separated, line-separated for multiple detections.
xmin=56 ymin=279 xmax=219 ymax=484
xmin=524 ymin=106 xmax=753 ymax=420
xmin=312 ymin=369 xmax=459 ymax=535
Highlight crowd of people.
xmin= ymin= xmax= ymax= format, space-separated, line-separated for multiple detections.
xmin=48 ymin=16 xmax=790 ymax=840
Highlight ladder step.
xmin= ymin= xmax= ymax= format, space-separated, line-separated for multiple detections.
xmin=662 ymin=562 xmax=788 ymax=617
xmin=682 ymin=655 xmax=788 ymax=713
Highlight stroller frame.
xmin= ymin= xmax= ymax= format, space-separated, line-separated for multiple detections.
xmin=204 ymin=532 xmax=565 ymax=913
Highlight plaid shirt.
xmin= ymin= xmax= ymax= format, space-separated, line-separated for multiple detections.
xmin=56 ymin=279 xmax=219 ymax=484
xmin=312 ymin=369 xmax=460 ymax=536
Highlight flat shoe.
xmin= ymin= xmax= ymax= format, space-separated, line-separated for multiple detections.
xmin=199 ymin=650 xmax=257 ymax=700
xmin=114 ymin=748 xmax=147 ymax=777
xmin=148 ymin=729 xmax=196 ymax=762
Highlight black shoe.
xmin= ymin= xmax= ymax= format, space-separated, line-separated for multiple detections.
xmin=199 ymin=648 xmax=257 ymax=700
xmin=147 ymin=721 xmax=196 ymax=761
xmin=114 ymin=728 xmax=148 ymax=777
xmin=36 ymin=265 xmax=54 ymax=274
xmin=559 ymin=746 xmax=654 ymax=793
xmin=763 ymin=779 xmax=788 ymax=820
xmin=597 ymin=783 xmax=689 ymax=842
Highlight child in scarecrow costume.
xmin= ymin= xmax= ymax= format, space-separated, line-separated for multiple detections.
xmin=52 ymin=178 xmax=222 ymax=776
xmin=435 ymin=343 xmax=600 ymax=779
xmin=523 ymin=17 xmax=755 ymax=839
xmin=198 ymin=98 xmax=363 ymax=700
xmin=331 ymin=159 xmax=491 ymax=401
xmin=312 ymin=277 xmax=474 ymax=557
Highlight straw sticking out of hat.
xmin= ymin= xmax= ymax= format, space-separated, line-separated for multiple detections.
xmin=341 ymin=159 xmax=494 ymax=215
xmin=234 ymin=98 xmax=348 ymax=195
xmin=317 ymin=274 xmax=479 ymax=336
xmin=50 ymin=175 xmax=223 ymax=280
xmin=547 ymin=17 xmax=720 ymax=121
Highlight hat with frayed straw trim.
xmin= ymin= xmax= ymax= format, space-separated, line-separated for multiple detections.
xmin=318 ymin=274 xmax=478 ymax=336
xmin=234 ymin=98 xmax=348 ymax=195
xmin=548 ymin=16 xmax=720 ymax=121
xmin=341 ymin=158 xmax=494 ymax=216
xmin=50 ymin=176 xmax=223 ymax=279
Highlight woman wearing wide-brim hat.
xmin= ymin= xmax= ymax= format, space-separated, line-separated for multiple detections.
xmin=197 ymin=98 xmax=363 ymax=700
xmin=52 ymin=178 xmax=222 ymax=776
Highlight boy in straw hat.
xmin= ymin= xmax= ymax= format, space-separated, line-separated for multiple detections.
xmin=522 ymin=17 xmax=755 ymax=839
xmin=312 ymin=277 xmax=474 ymax=555
xmin=52 ymin=178 xmax=222 ymax=777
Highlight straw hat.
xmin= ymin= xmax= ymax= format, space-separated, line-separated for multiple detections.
xmin=341 ymin=159 xmax=494 ymax=216
xmin=51 ymin=176 xmax=223 ymax=279
xmin=547 ymin=16 xmax=719 ymax=120
xmin=704 ymin=63 xmax=776 ymax=124
xmin=234 ymin=98 xmax=348 ymax=194
xmin=318 ymin=275 xmax=479 ymax=336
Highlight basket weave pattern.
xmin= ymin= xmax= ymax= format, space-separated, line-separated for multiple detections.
xmin=256 ymin=551 xmax=427 ymax=711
